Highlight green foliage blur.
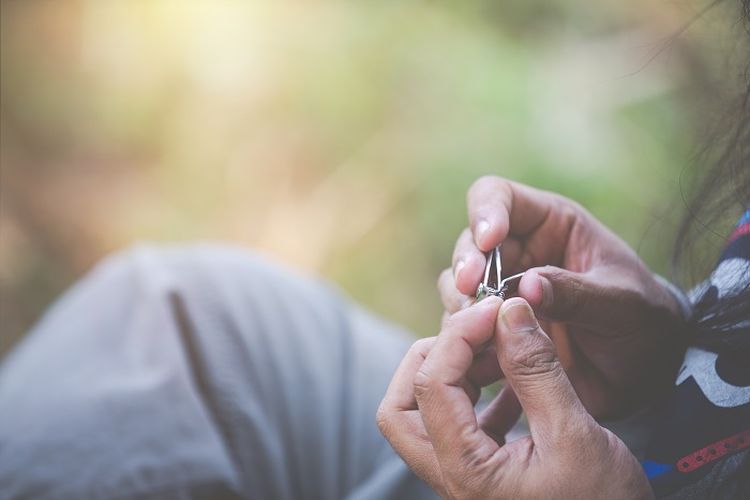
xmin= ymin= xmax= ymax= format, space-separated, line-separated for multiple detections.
xmin=0 ymin=0 xmax=742 ymax=354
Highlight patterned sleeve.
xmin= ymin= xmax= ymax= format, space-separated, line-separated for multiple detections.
xmin=641 ymin=210 xmax=750 ymax=499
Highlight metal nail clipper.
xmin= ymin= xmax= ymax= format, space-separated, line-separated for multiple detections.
xmin=475 ymin=245 xmax=525 ymax=301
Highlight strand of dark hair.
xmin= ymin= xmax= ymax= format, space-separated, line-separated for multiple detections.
xmin=673 ymin=0 xmax=750 ymax=353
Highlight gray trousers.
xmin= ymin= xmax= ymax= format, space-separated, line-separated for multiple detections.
xmin=0 ymin=245 xmax=438 ymax=500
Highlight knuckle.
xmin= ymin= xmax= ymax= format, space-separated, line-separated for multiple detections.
xmin=441 ymin=313 xmax=459 ymax=331
xmin=507 ymin=339 xmax=559 ymax=378
xmin=375 ymin=405 xmax=388 ymax=432
xmin=437 ymin=268 xmax=452 ymax=288
xmin=412 ymin=367 xmax=437 ymax=398
xmin=550 ymin=195 xmax=590 ymax=239
xmin=551 ymin=194 xmax=587 ymax=221
xmin=460 ymin=444 xmax=496 ymax=471
xmin=375 ymin=404 xmax=394 ymax=437
xmin=412 ymin=337 xmax=434 ymax=354
xmin=557 ymin=197 xmax=581 ymax=221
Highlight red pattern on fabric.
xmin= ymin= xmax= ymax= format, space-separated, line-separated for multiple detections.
xmin=728 ymin=223 xmax=750 ymax=244
xmin=676 ymin=428 xmax=750 ymax=473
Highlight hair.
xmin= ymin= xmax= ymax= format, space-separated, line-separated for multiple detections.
xmin=673 ymin=0 xmax=750 ymax=353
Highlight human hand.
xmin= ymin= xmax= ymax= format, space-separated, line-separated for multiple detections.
xmin=438 ymin=177 xmax=686 ymax=418
xmin=377 ymin=298 xmax=654 ymax=499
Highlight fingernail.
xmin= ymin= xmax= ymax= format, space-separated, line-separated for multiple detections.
xmin=482 ymin=295 xmax=502 ymax=307
xmin=538 ymin=275 xmax=553 ymax=310
xmin=501 ymin=301 xmax=538 ymax=333
xmin=476 ymin=219 xmax=490 ymax=244
xmin=454 ymin=260 xmax=465 ymax=281
xmin=476 ymin=295 xmax=502 ymax=311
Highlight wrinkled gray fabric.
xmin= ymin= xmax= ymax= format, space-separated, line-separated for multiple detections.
xmin=0 ymin=244 xmax=438 ymax=500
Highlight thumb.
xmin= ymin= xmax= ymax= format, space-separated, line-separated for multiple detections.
xmin=519 ymin=266 xmax=626 ymax=326
xmin=495 ymin=298 xmax=591 ymax=449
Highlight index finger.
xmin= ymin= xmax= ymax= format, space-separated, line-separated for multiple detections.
xmin=467 ymin=177 xmax=554 ymax=251
xmin=377 ymin=337 xmax=444 ymax=488
xmin=413 ymin=298 xmax=505 ymax=472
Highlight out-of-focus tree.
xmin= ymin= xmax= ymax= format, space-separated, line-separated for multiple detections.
xmin=0 ymin=0 xmax=742 ymax=354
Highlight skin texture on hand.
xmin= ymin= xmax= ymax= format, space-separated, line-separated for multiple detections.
xmin=377 ymin=299 xmax=654 ymax=499
xmin=438 ymin=176 xmax=687 ymax=418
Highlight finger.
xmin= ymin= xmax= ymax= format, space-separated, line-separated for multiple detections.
xmin=381 ymin=411 xmax=444 ymax=489
xmin=377 ymin=336 xmax=482 ymax=490
xmin=382 ymin=337 xmax=437 ymax=412
xmin=377 ymin=337 xmax=443 ymax=486
xmin=478 ymin=385 xmax=522 ymax=445
xmin=466 ymin=345 xmax=504 ymax=387
xmin=495 ymin=298 xmax=592 ymax=450
xmin=438 ymin=268 xmax=473 ymax=314
xmin=376 ymin=410 xmax=443 ymax=489
xmin=451 ymin=228 xmax=486 ymax=295
xmin=440 ymin=311 xmax=450 ymax=330
xmin=414 ymin=298 xmax=505 ymax=471
xmin=517 ymin=265 xmax=649 ymax=329
xmin=440 ymin=319 xmax=506 ymax=390
xmin=467 ymin=177 xmax=554 ymax=252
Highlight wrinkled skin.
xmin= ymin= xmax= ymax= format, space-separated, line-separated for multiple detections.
xmin=377 ymin=298 xmax=654 ymax=499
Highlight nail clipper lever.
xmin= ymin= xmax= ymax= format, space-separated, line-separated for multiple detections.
xmin=475 ymin=245 xmax=525 ymax=301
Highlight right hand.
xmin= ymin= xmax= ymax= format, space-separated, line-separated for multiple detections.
xmin=438 ymin=176 xmax=686 ymax=418
xmin=377 ymin=298 xmax=654 ymax=499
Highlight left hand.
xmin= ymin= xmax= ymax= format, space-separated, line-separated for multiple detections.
xmin=438 ymin=177 xmax=685 ymax=418
xmin=377 ymin=297 xmax=653 ymax=499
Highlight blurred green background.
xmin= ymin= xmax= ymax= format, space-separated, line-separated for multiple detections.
xmin=0 ymin=0 xmax=741 ymax=354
